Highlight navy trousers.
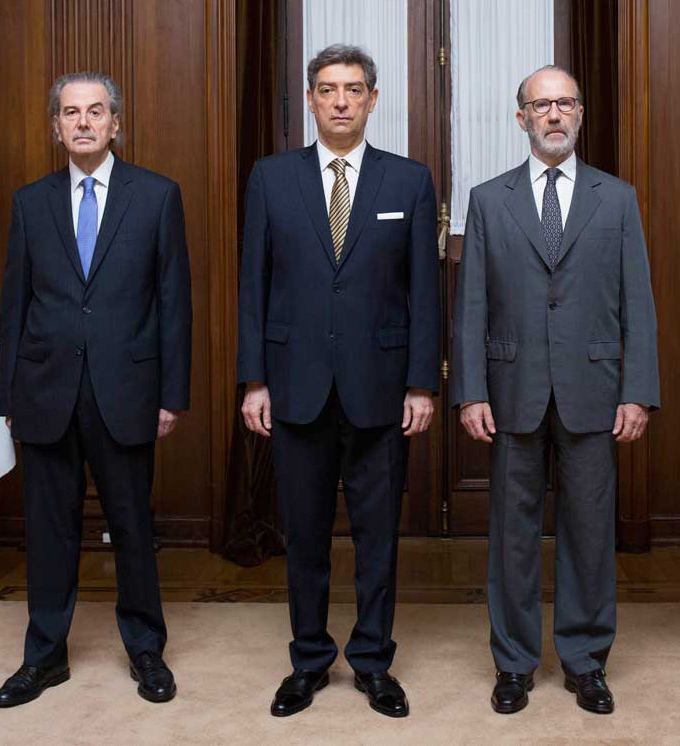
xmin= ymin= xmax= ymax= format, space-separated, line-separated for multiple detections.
xmin=271 ymin=385 xmax=408 ymax=674
xmin=21 ymin=360 xmax=166 ymax=667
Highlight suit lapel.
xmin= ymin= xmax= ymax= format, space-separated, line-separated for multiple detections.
xmin=48 ymin=168 xmax=86 ymax=284
xmin=295 ymin=144 xmax=337 ymax=268
xmin=504 ymin=160 xmax=552 ymax=270
xmin=555 ymin=159 xmax=602 ymax=266
xmin=336 ymin=144 xmax=385 ymax=271
xmin=86 ymin=156 xmax=134 ymax=284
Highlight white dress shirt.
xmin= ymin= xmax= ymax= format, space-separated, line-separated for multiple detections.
xmin=529 ymin=151 xmax=577 ymax=229
xmin=69 ymin=150 xmax=115 ymax=236
xmin=317 ymin=139 xmax=366 ymax=214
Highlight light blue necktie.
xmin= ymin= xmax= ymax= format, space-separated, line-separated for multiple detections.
xmin=77 ymin=176 xmax=98 ymax=278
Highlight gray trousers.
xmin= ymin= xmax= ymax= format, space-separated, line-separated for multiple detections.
xmin=488 ymin=397 xmax=617 ymax=675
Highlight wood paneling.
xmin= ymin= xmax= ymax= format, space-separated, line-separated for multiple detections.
xmin=618 ymin=0 xmax=652 ymax=551
xmin=617 ymin=0 xmax=680 ymax=548
xmin=0 ymin=0 xmax=238 ymax=549
xmin=0 ymin=0 xmax=53 ymax=543
xmin=648 ymin=0 xmax=680 ymax=543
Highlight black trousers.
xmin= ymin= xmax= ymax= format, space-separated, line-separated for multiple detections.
xmin=20 ymin=360 xmax=166 ymax=667
xmin=488 ymin=396 xmax=617 ymax=676
xmin=271 ymin=385 xmax=408 ymax=674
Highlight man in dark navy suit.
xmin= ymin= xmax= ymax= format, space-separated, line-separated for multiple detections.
xmin=0 ymin=72 xmax=192 ymax=706
xmin=238 ymin=45 xmax=440 ymax=718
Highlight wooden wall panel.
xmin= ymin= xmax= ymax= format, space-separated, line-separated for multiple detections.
xmin=648 ymin=0 xmax=680 ymax=541
xmin=618 ymin=0 xmax=680 ymax=547
xmin=0 ymin=0 xmax=52 ymax=542
xmin=0 ymin=0 xmax=238 ymax=548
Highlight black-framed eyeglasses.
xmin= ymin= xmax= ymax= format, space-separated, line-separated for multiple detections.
xmin=521 ymin=97 xmax=579 ymax=114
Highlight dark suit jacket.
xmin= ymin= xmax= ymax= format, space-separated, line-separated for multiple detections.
xmin=452 ymin=157 xmax=660 ymax=434
xmin=237 ymin=142 xmax=440 ymax=428
xmin=0 ymin=155 xmax=192 ymax=445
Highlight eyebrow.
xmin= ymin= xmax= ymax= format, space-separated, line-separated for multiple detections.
xmin=62 ymin=101 xmax=106 ymax=109
xmin=316 ymin=81 xmax=366 ymax=87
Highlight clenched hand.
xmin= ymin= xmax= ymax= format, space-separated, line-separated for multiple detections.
xmin=612 ymin=403 xmax=649 ymax=442
xmin=460 ymin=401 xmax=496 ymax=443
xmin=157 ymin=408 xmax=181 ymax=438
xmin=402 ymin=388 xmax=434 ymax=436
xmin=242 ymin=382 xmax=272 ymax=438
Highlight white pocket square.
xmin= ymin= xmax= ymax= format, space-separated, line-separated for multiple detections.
xmin=377 ymin=212 xmax=404 ymax=220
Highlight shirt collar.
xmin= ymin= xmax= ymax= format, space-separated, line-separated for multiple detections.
xmin=69 ymin=150 xmax=115 ymax=193
xmin=529 ymin=151 xmax=577 ymax=183
xmin=316 ymin=139 xmax=366 ymax=174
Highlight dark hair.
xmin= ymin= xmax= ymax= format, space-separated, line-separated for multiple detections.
xmin=516 ymin=64 xmax=583 ymax=108
xmin=307 ymin=44 xmax=377 ymax=91
xmin=49 ymin=71 xmax=123 ymax=147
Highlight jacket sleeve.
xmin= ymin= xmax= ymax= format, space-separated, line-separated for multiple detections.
xmin=0 ymin=192 xmax=32 ymax=416
xmin=451 ymin=187 xmax=489 ymax=408
xmin=237 ymin=161 xmax=271 ymax=385
xmin=157 ymin=180 xmax=193 ymax=411
xmin=619 ymin=186 xmax=660 ymax=408
xmin=405 ymin=167 xmax=441 ymax=393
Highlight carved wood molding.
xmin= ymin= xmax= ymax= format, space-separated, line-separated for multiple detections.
xmin=618 ymin=0 xmax=651 ymax=551
xmin=206 ymin=0 xmax=238 ymax=551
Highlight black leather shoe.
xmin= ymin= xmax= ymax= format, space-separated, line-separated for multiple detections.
xmin=130 ymin=652 xmax=176 ymax=703
xmin=491 ymin=671 xmax=534 ymax=714
xmin=564 ymin=667 xmax=614 ymax=714
xmin=354 ymin=671 xmax=409 ymax=718
xmin=270 ymin=669 xmax=329 ymax=716
xmin=0 ymin=661 xmax=70 ymax=707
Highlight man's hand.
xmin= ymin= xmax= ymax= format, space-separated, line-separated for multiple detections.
xmin=613 ymin=403 xmax=649 ymax=442
xmin=402 ymin=388 xmax=434 ymax=436
xmin=157 ymin=408 xmax=182 ymax=439
xmin=242 ymin=382 xmax=272 ymax=438
xmin=5 ymin=417 xmax=10 ymax=429
xmin=460 ymin=401 xmax=496 ymax=443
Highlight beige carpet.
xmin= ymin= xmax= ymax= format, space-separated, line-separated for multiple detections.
xmin=0 ymin=602 xmax=678 ymax=746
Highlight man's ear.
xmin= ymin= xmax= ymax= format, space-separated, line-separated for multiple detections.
xmin=110 ymin=113 xmax=120 ymax=142
xmin=306 ymin=88 xmax=315 ymax=114
xmin=52 ymin=116 xmax=63 ymax=143
xmin=515 ymin=108 xmax=528 ymax=132
xmin=368 ymin=88 xmax=378 ymax=113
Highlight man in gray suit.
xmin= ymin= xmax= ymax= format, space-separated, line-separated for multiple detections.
xmin=452 ymin=66 xmax=659 ymax=715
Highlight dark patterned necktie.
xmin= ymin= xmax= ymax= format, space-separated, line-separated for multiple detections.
xmin=328 ymin=158 xmax=350 ymax=263
xmin=541 ymin=167 xmax=563 ymax=268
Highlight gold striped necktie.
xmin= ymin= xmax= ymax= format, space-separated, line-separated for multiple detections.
xmin=328 ymin=158 xmax=350 ymax=263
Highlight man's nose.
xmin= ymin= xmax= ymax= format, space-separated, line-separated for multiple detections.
xmin=76 ymin=113 xmax=89 ymax=128
xmin=547 ymin=102 xmax=561 ymax=122
xmin=334 ymin=94 xmax=348 ymax=111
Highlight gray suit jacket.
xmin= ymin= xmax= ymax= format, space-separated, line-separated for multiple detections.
xmin=452 ymin=157 xmax=660 ymax=434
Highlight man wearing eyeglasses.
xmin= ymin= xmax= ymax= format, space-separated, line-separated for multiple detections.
xmin=453 ymin=66 xmax=659 ymax=715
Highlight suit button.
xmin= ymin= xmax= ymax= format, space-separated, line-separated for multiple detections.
xmin=330 ymin=332 xmax=334 ymax=338
xmin=549 ymin=302 xmax=557 ymax=310
xmin=82 ymin=306 xmax=92 ymax=314
xmin=76 ymin=347 xmax=84 ymax=356
xmin=333 ymin=283 xmax=342 ymax=293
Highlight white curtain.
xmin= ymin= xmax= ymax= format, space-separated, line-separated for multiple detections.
xmin=450 ymin=0 xmax=554 ymax=233
xmin=303 ymin=0 xmax=408 ymax=156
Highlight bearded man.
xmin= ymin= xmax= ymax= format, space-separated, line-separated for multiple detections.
xmin=452 ymin=66 xmax=659 ymax=715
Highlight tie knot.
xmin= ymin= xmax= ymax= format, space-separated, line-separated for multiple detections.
xmin=329 ymin=158 xmax=347 ymax=177
xmin=81 ymin=176 xmax=96 ymax=195
xmin=545 ymin=167 xmax=561 ymax=184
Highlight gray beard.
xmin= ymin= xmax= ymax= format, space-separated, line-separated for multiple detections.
xmin=526 ymin=116 xmax=581 ymax=161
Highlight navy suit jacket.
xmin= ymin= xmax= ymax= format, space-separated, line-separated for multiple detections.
xmin=237 ymin=142 xmax=440 ymax=428
xmin=452 ymin=158 xmax=660 ymax=433
xmin=0 ymin=155 xmax=192 ymax=445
